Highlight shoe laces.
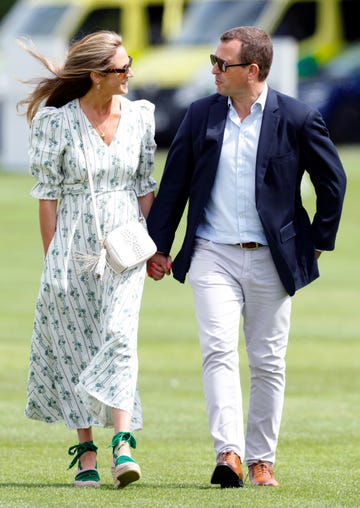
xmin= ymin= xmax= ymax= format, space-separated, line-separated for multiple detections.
xmin=110 ymin=431 xmax=137 ymax=450
xmin=220 ymin=451 xmax=234 ymax=460
xmin=251 ymin=461 xmax=273 ymax=479
xmin=67 ymin=440 xmax=98 ymax=470
xmin=109 ymin=431 xmax=137 ymax=465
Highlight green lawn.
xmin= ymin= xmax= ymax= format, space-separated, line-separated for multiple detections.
xmin=0 ymin=147 xmax=359 ymax=507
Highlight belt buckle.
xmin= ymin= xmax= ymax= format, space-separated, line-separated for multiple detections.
xmin=241 ymin=242 xmax=260 ymax=250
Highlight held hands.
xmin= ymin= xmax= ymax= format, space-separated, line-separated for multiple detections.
xmin=147 ymin=250 xmax=321 ymax=279
xmin=147 ymin=253 xmax=172 ymax=281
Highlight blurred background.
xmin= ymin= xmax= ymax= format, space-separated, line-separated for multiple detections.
xmin=0 ymin=0 xmax=359 ymax=170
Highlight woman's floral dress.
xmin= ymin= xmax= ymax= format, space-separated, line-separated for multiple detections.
xmin=25 ymin=97 xmax=156 ymax=429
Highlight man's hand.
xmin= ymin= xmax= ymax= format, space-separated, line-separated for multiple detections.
xmin=147 ymin=253 xmax=172 ymax=281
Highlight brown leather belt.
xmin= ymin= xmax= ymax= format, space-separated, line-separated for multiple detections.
xmin=235 ymin=242 xmax=264 ymax=250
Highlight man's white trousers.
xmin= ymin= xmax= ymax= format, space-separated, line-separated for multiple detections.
xmin=188 ymin=239 xmax=292 ymax=465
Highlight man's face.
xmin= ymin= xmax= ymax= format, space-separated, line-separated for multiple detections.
xmin=211 ymin=39 xmax=250 ymax=97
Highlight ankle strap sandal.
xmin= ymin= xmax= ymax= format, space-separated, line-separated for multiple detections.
xmin=68 ymin=440 xmax=100 ymax=487
xmin=110 ymin=432 xmax=141 ymax=489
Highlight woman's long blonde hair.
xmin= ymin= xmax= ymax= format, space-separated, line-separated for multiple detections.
xmin=17 ymin=30 xmax=123 ymax=123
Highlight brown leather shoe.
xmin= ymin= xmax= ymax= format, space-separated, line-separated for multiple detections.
xmin=248 ymin=461 xmax=279 ymax=487
xmin=211 ymin=450 xmax=243 ymax=488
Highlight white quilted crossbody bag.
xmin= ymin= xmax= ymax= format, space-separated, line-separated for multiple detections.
xmin=76 ymin=103 xmax=156 ymax=279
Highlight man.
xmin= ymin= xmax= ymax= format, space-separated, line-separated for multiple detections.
xmin=146 ymin=26 xmax=346 ymax=488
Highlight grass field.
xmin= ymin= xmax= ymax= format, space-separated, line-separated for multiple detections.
xmin=0 ymin=147 xmax=359 ymax=507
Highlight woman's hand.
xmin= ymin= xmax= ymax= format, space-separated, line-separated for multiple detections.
xmin=147 ymin=253 xmax=172 ymax=281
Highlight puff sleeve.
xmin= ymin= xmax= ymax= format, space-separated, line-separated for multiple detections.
xmin=29 ymin=107 xmax=67 ymax=200
xmin=133 ymin=100 xmax=157 ymax=197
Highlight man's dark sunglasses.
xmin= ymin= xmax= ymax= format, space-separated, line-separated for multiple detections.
xmin=105 ymin=56 xmax=133 ymax=74
xmin=210 ymin=54 xmax=252 ymax=72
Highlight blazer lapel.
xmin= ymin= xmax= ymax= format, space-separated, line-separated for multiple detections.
xmin=256 ymin=89 xmax=280 ymax=192
xmin=206 ymin=96 xmax=229 ymax=142
xmin=197 ymin=95 xmax=229 ymax=199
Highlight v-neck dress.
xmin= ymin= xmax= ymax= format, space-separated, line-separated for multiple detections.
xmin=25 ymin=97 xmax=156 ymax=429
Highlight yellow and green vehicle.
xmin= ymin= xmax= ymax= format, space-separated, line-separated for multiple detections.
xmin=129 ymin=0 xmax=358 ymax=145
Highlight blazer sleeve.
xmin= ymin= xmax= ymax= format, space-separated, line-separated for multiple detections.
xmin=147 ymin=105 xmax=195 ymax=254
xmin=301 ymin=107 xmax=346 ymax=250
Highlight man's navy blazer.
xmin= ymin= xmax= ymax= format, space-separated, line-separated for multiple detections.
xmin=147 ymin=89 xmax=346 ymax=296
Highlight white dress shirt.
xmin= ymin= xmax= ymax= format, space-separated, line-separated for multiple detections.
xmin=196 ymin=84 xmax=268 ymax=245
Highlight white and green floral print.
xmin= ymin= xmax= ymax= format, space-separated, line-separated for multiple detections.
xmin=25 ymin=98 xmax=156 ymax=429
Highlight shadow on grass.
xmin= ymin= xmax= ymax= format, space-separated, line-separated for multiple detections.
xmin=0 ymin=482 xmax=215 ymax=490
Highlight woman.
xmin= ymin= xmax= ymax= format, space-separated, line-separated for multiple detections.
xmin=18 ymin=31 xmax=157 ymax=488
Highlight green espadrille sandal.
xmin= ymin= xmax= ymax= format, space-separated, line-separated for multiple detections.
xmin=110 ymin=432 xmax=141 ymax=489
xmin=68 ymin=440 xmax=101 ymax=487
